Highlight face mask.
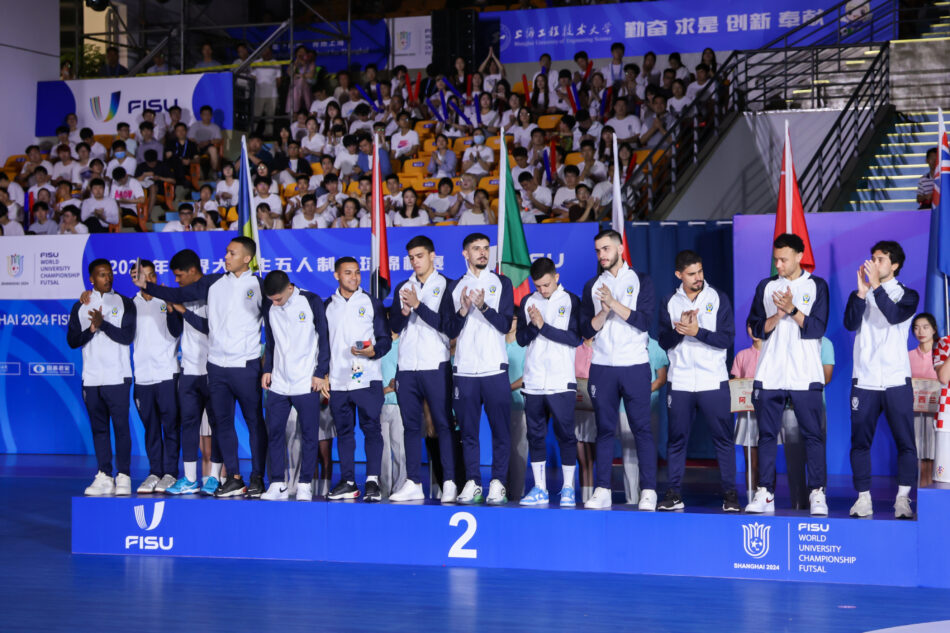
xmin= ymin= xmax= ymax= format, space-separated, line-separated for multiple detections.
xmin=114 ymin=151 xmax=126 ymax=159
xmin=473 ymin=135 xmax=485 ymax=145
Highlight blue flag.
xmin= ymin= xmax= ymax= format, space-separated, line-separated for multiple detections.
xmin=237 ymin=136 xmax=261 ymax=271
xmin=925 ymin=109 xmax=950 ymax=332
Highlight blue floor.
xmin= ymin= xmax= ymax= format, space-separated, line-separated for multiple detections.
xmin=3 ymin=455 xmax=950 ymax=633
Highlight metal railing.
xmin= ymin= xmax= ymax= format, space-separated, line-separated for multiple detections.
xmin=621 ymin=0 xmax=908 ymax=219
xmin=798 ymin=44 xmax=891 ymax=213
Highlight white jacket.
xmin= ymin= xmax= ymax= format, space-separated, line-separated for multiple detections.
xmin=67 ymin=290 xmax=134 ymax=386
xmin=324 ymin=288 xmax=391 ymax=391
xmin=132 ymin=292 xmax=181 ymax=385
xmin=264 ymin=286 xmax=330 ymax=396
xmin=658 ymin=283 xmax=733 ymax=392
xmin=517 ymin=285 xmax=583 ymax=393
xmin=580 ymin=263 xmax=655 ymax=367
xmin=445 ymin=269 xmax=514 ymax=377
xmin=390 ymin=272 xmax=451 ymax=371
xmin=844 ymin=278 xmax=918 ymax=390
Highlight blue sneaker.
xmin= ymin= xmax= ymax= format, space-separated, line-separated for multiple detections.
xmin=200 ymin=476 xmax=220 ymax=496
xmin=520 ymin=486 xmax=549 ymax=506
xmin=166 ymin=477 xmax=200 ymax=495
xmin=559 ymin=486 xmax=576 ymax=508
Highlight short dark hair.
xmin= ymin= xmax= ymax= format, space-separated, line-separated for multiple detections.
xmin=463 ymin=232 xmax=490 ymax=249
xmin=927 ymin=147 xmax=938 ymax=159
xmin=406 ymin=235 xmax=435 ymax=253
xmin=88 ymin=258 xmax=111 ymax=276
xmin=192 ymin=217 xmax=207 ymax=228
xmin=139 ymin=259 xmax=156 ymax=273
xmin=563 ymin=165 xmax=579 ymax=177
xmin=675 ymin=249 xmax=702 ymax=272
xmin=530 ymin=257 xmax=557 ymax=280
xmin=594 ymin=228 xmax=623 ymax=244
xmin=33 ymin=201 xmax=49 ymax=212
xmin=334 ymin=256 xmax=358 ymax=272
xmin=773 ymin=233 xmax=805 ymax=253
xmin=574 ymin=50 xmax=589 ymax=62
xmin=144 ymin=149 xmax=158 ymax=162
xmin=112 ymin=167 xmax=126 ymax=181
xmin=230 ymin=235 xmax=257 ymax=258
xmin=263 ymin=270 xmax=291 ymax=296
xmin=170 ymin=249 xmax=201 ymax=273
xmin=871 ymin=240 xmax=906 ymax=274
xmin=90 ymin=177 xmax=105 ymax=189
xmin=200 ymin=105 xmax=212 ymax=114
xmin=696 ymin=62 xmax=711 ymax=73
xmin=301 ymin=193 xmax=316 ymax=206
xmin=178 ymin=202 xmax=194 ymax=214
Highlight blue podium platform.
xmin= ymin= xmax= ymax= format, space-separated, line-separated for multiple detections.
xmin=71 ymin=486 xmax=950 ymax=589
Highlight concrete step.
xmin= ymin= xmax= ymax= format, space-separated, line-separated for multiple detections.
xmin=845 ymin=198 xmax=918 ymax=211
xmin=866 ymin=164 xmax=929 ymax=176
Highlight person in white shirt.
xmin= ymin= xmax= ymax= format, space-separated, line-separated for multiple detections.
xmin=81 ymin=178 xmax=120 ymax=232
xmin=257 ymin=203 xmax=285 ymax=229
xmin=579 ymin=229 xmax=658 ymax=510
xmin=389 ymin=111 xmax=420 ymax=165
xmin=422 ymin=178 xmax=458 ymax=222
xmin=669 ymin=79 xmax=691 ymax=117
xmin=844 ymin=240 xmax=918 ymax=519
xmin=252 ymin=176 xmax=284 ymax=221
xmin=605 ymin=99 xmax=641 ymax=145
xmin=57 ymin=205 xmax=88 ymax=234
xmin=600 ymin=42 xmax=626 ymax=87
xmin=443 ymin=232 xmax=515 ymax=504
xmin=253 ymin=47 xmax=282 ymax=137
xmin=509 ymin=108 xmax=538 ymax=150
xmin=323 ymin=257 xmax=392 ymax=501
xmin=27 ymin=201 xmax=58 ymax=235
xmin=317 ymin=174 xmax=346 ymax=220
xmin=52 ymin=145 xmax=82 ymax=186
xmin=461 ymin=128 xmax=494 ymax=177
xmin=638 ymin=51 xmax=661 ymax=91
xmin=215 ymin=161 xmax=240 ymax=224
xmin=456 ymin=188 xmax=495 ymax=225
xmin=576 ymin=140 xmax=608 ymax=186
xmin=162 ymin=203 xmax=197 ymax=232
xmin=26 ymin=166 xmax=57 ymax=203
xmin=105 ymin=140 xmax=137 ymax=182
xmin=18 ymin=145 xmax=54 ymax=189
xmin=334 ymin=135 xmax=360 ymax=183
xmin=109 ymin=167 xmax=146 ymax=223
xmin=188 ymin=105 xmax=223 ymax=172
xmin=517 ymin=172 xmax=552 ymax=223
xmin=66 ymin=259 xmax=136 ymax=496
xmin=79 ymin=130 xmax=109 ymax=163
xmin=330 ymin=197 xmax=362 ymax=228
xmin=300 ymin=116 xmax=326 ymax=161
xmin=292 ymin=194 xmax=329 ymax=229
xmin=392 ymin=188 xmax=430 ymax=227
xmin=686 ymin=63 xmax=716 ymax=105
xmin=0 ymin=202 xmax=24 ymax=236
xmin=552 ymin=166 xmax=581 ymax=217
xmin=639 ymin=94 xmax=675 ymax=150
xmin=572 ymin=110 xmax=603 ymax=152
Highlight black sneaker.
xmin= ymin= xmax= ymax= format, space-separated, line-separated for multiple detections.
xmin=213 ymin=474 xmax=247 ymax=498
xmin=722 ymin=490 xmax=741 ymax=513
xmin=327 ymin=480 xmax=360 ymax=500
xmin=245 ymin=474 xmax=265 ymax=499
xmin=657 ymin=490 xmax=685 ymax=511
xmin=364 ymin=480 xmax=381 ymax=502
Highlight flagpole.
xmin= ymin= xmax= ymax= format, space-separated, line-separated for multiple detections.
xmin=241 ymin=135 xmax=263 ymax=275
xmin=497 ymin=133 xmax=507 ymax=274
xmin=784 ymin=120 xmax=793 ymax=229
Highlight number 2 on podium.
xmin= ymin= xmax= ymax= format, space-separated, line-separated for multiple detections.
xmin=448 ymin=511 xmax=477 ymax=559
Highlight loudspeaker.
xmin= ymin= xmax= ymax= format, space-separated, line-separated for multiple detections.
xmin=431 ymin=9 xmax=478 ymax=75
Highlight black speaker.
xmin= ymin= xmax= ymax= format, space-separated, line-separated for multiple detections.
xmin=431 ymin=9 xmax=478 ymax=76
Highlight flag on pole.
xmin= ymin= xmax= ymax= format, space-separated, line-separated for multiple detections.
xmin=773 ymin=120 xmax=815 ymax=273
xmin=238 ymin=136 xmax=262 ymax=271
xmin=371 ymin=134 xmax=391 ymax=299
xmin=925 ymin=108 xmax=950 ymax=332
xmin=611 ymin=133 xmax=632 ymax=266
xmin=497 ymin=133 xmax=532 ymax=305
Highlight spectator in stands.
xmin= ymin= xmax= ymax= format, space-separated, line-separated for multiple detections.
xmin=163 ymin=105 xmax=184 ymax=141
xmin=282 ymin=141 xmax=313 ymax=183
xmin=162 ymin=203 xmax=196 ymax=232
xmin=75 ymin=144 xmax=93 ymax=182
xmin=619 ymin=63 xmax=640 ymax=102
xmin=80 ymin=128 xmax=108 ymax=162
xmin=140 ymin=108 xmax=166 ymax=142
xmin=480 ymin=48 xmax=505 ymax=94
xmin=572 ymin=50 xmax=590 ymax=86
xmin=660 ymin=68 xmax=675 ymax=95
xmin=134 ymin=149 xmax=173 ymax=211
xmin=587 ymin=72 xmax=606 ymax=119
xmin=146 ymin=52 xmax=170 ymax=74
xmin=246 ymin=133 xmax=273 ymax=171
xmin=252 ymin=176 xmax=283 ymax=222
xmin=18 ymin=145 xmax=54 ymax=188
xmin=918 ymin=147 xmax=938 ymax=208
xmin=393 ymin=188 xmax=429 ymax=227
xmin=28 ymin=201 xmax=58 ymax=235
xmin=106 ymin=140 xmax=137 ymax=181
xmin=668 ymin=52 xmax=689 ymax=81
xmin=100 ymin=46 xmax=128 ymax=77
xmin=334 ymin=70 xmax=352 ymax=103
xmin=569 ymin=183 xmax=600 ymax=223
xmin=552 ymin=165 xmax=580 ymax=217
xmin=390 ymin=111 xmax=421 ymax=165
xmin=196 ymin=184 xmax=220 ymax=226
xmin=702 ymin=48 xmax=718 ymax=75
xmin=0 ymin=202 xmax=23 ymax=236
xmin=356 ymin=134 xmax=392 ymax=178
xmin=518 ymin=172 xmax=553 ymax=223
xmin=461 ymin=128 xmax=494 ymax=177
xmin=321 ymin=102 xmax=341 ymax=136
xmin=64 ymin=113 xmax=81 ymax=144
xmin=286 ymin=45 xmax=316 ymax=115
xmin=331 ymin=197 xmax=361 ymax=228
xmin=686 ymin=63 xmax=716 ymax=105
xmin=427 ymin=134 xmax=457 ymax=179
xmin=333 ymin=134 xmax=359 ymax=183
xmin=50 ymin=181 xmax=74 ymax=217
xmin=81 ymin=159 xmax=106 ymax=196
xmin=639 ymin=94 xmax=674 ymax=149
xmin=289 ymin=110 xmax=308 ymax=142
xmin=606 ymin=99 xmax=641 ymax=146
xmin=116 ymin=122 xmax=137 ymax=156
xmin=601 ymin=42 xmax=626 ymax=88
xmin=310 ymin=84 xmax=335 ymax=123
xmin=192 ymin=217 xmax=208 ymax=231
xmin=257 ymin=202 xmax=284 ymax=229
xmin=215 ymin=161 xmax=239 ymax=222
xmin=527 ymin=128 xmax=549 ymax=183
xmin=0 ymin=188 xmax=22 ymax=224
xmin=188 ymin=105 xmax=222 ymax=174
xmin=52 ymin=145 xmax=81 ymax=187
xmin=669 ymin=79 xmax=690 ymax=117
xmin=529 ymin=74 xmax=552 ymax=116
xmin=110 ymin=167 xmax=145 ymax=223
xmin=449 ymin=172 xmax=477 ymax=219
xmin=577 ymin=139 xmax=608 ymax=186
xmin=316 ymin=174 xmax=345 ymax=220
xmin=309 ymin=155 xmax=335 ymax=191
xmin=193 ymin=43 xmax=220 ymax=70
xmin=639 ymin=51 xmax=661 ymax=92
xmin=135 ymin=122 xmax=163 ymax=164
xmin=253 ymin=46 xmax=281 ymax=138
xmin=300 ymin=117 xmax=326 ymax=161
xmin=457 ymin=188 xmax=495 ymax=225
xmin=349 ymin=104 xmax=374 ymax=137
xmin=53 ymin=126 xmax=77 ymax=159
xmin=164 ymin=122 xmax=198 ymax=190
xmin=26 ymin=166 xmax=56 ymax=211
xmin=509 ymin=108 xmax=538 ymax=150
xmin=80 ymin=178 xmax=119 ymax=232
xmin=422 ymin=177 xmax=458 ymax=222
xmin=292 ymin=194 xmax=326 ymax=229
xmin=572 ymin=110 xmax=603 ymax=153
xmin=57 ymin=204 xmax=87 ymax=234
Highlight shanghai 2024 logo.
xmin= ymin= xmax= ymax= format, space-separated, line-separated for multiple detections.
xmin=7 ymin=254 xmax=24 ymax=278
xmin=742 ymin=522 xmax=771 ymax=559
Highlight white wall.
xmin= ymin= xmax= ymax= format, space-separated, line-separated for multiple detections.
xmin=0 ymin=0 xmax=60 ymax=159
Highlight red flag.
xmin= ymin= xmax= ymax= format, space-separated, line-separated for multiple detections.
xmin=371 ymin=135 xmax=390 ymax=298
xmin=522 ymin=74 xmax=531 ymax=108
xmin=611 ymin=134 xmax=632 ymax=266
xmin=774 ymin=120 xmax=815 ymax=272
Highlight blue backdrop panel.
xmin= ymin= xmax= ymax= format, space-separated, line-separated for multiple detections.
xmin=733 ymin=211 xmax=931 ymax=478
xmin=228 ymin=22 xmax=389 ymax=73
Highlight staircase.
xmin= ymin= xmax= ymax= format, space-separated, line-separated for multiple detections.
xmin=846 ymin=110 xmax=944 ymax=211
xmin=921 ymin=2 xmax=950 ymax=37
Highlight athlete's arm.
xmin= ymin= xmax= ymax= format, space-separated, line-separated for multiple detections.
xmin=308 ymin=292 xmax=331 ymax=377
xmin=872 ymin=286 xmax=919 ymax=326
xmin=694 ymin=292 xmax=734 ymax=350
xmin=843 ymin=290 xmax=865 ymax=332
xmin=66 ymin=301 xmax=94 ymax=349
xmin=145 ymin=274 xmax=216 ymax=304
xmin=480 ymin=276 xmax=514 ymax=334
xmin=515 ymin=298 xmax=539 ymax=347
xmin=99 ymin=295 xmax=136 ymax=345
xmin=165 ymin=306 xmax=183 ymax=338
xmin=798 ymin=277 xmax=829 ymax=340
xmin=181 ymin=309 xmax=209 ymax=334
xmin=370 ymin=297 xmax=392 ymax=359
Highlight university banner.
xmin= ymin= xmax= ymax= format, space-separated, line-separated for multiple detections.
xmin=488 ymin=0 xmax=848 ymax=63
xmin=391 ymin=16 xmax=432 ymax=70
xmin=35 ymin=72 xmax=234 ymax=137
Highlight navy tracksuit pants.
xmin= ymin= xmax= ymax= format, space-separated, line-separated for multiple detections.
xmin=454 ymin=372 xmax=511 ymax=486
xmin=524 ymin=391 xmax=577 ymax=466
xmin=266 ymin=391 xmax=321 ymax=484
xmin=850 ymin=382 xmax=918 ymax=491
xmin=133 ymin=378 xmax=180 ymax=478
xmin=83 ymin=379 xmax=132 ymax=476
xmin=178 ymin=373 xmax=223 ymax=464
xmin=753 ymin=384 xmax=826 ymax=493
xmin=330 ymin=383 xmax=384 ymax=482
xmin=666 ymin=383 xmax=736 ymax=494
xmin=208 ymin=360 xmax=267 ymax=479
xmin=589 ymin=363 xmax=656 ymax=490
xmin=396 ymin=362 xmax=456 ymax=484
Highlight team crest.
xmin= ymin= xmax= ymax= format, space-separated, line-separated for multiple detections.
xmin=667 ymin=394 xmax=672 ymax=408
xmin=454 ymin=386 xmax=460 ymax=400
xmin=160 ymin=303 xmax=167 ymax=312
xmin=111 ymin=306 xmax=119 ymax=315
xmin=590 ymin=384 xmax=597 ymax=398
xmin=851 ymin=396 xmax=859 ymax=411
xmin=742 ymin=522 xmax=771 ymax=559
xmin=246 ymin=289 xmax=254 ymax=299
xmin=753 ymin=389 xmax=760 ymax=401
xmin=558 ymin=306 xmax=566 ymax=316
xmin=802 ymin=294 xmax=811 ymax=304
xmin=705 ymin=302 xmax=714 ymax=313
xmin=7 ymin=254 xmax=24 ymax=278
xmin=433 ymin=287 xmax=441 ymax=296
xmin=358 ymin=306 xmax=366 ymax=317
xmin=625 ymin=285 xmax=634 ymax=295
xmin=489 ymin=285 xmax=497 ymax=295
xmin=298 ymin=311 xmax=306 ymax=321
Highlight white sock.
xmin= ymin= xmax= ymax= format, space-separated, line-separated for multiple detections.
xmin=897 ymin=485 xmax=911 ymax=498
xmin=210 ymin=462 xmax=222 ymax=480
xmin=321 ymin=479 xmax=331 ymax=496
xmin=366 ymin=475 xmax=378 ymax=484
xmin=201 ymin=476 xmax=209 ymax=486
xmin=582 ymin=486 xmax=593 ymax=502
xmin=184 ymin=461 xmax=197 ymax=482
xmin=531 ymin=461 xmax=546 ymax=491
xmin=859 ymin=490 xmax=872 ymax=501
xmin=562 ymin=465 xmax=576 ymax=489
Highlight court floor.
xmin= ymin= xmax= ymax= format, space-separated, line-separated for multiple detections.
xmin=2 ymin=455 xmax=949 ymax=633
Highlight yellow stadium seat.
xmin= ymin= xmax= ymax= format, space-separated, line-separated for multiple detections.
xmin=453 ymin=137 xmax=474 ymax=154
xmin=94 ymin=134 xmax=115 ymax=149
xmin=478 ymin=176 xmax=499 ymax=194
xmin=345 ymin=180 xmax=361 ymax=195
xmin=421 ymin=138 xmax=438 ymax=155
xmin=434 ymin=220 xmax=458 ymax=226
xmin=537 ymin=114 xmax=563 ymax=131
xmin=564 ymin=152 xmax=583 ymax=166
xmin=512 ymin=82 xmax=525 ymax=95
xmin=281 ymin=183 xmax=298 ymax=201
xmin=486 ymin=135 xmax=513 ymax=151
xmin=418 ymin=178 xmax=439 ymax=192
xmin=400 ymin=160 xmax=428 ymax=177
xmin=414 ymin=120 xmax=437 ymax=139
xmin=542 ymin=218 xmax=569 ymax=223
xmin=310 ymin=162 xmax=323 ymax=175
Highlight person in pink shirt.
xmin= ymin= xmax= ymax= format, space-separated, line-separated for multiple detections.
xmin=910 ymin=313 xmax=939 ymax=485
xmin=731 ymin=324 xmax=765 ymax=500
xmin=574 ymin=339 xmax=596 ymax=503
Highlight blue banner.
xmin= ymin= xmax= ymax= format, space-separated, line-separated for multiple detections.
xmin=489 ymin=0 xmax=839 ymax=63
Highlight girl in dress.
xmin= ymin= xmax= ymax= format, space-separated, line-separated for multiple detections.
xmin=911 ymin=313 xmax=940 ymax=486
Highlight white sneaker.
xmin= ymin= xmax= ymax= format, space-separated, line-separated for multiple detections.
xmin=389 ymin=480 xmax=425 ymax=502
xmin=809 ymin=487 xmax=828 ymax=516
xmin=84 ymin=471 xmax=115 ymax=496
xmin=456 ymin=480 xmax=483 ymax=505
xmin=441 ymin=480 xmax=458 ymax=504
xmin=136 ymin=474 xmax=160 ymax=494
xmin=155 ymin=474 xmax=177 ymax=493
xmin=850 ymin=492 xmax=873 ymax=517
xmin=638 ymin=489 xmax=657 ymax=511
xmin=584 ymin=486 xmax=612 ymax=509
xmin=486 ymin=479 xmax=507 ymax=505
xmin=745 ymin=487 xmax=775 ymax=513
xmin=261 ymin=482 xmax=289 ymax=500
xmin=895 ymin=495 xmax=913 ymax=519
xmin=296 ymin=482 xmax=313 ymax=501
xmin=114 ymin=473 xmax=132 ymax=496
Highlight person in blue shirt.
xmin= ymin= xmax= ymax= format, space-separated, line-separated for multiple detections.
xmin=380 ymin=335 xmax=407 ymax=499
xmin=355 ymin=134 xmax=392 ymax=178
xmin=506 ymin=315 xmax=528 ymax=500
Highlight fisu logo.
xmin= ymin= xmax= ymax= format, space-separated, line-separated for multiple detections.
xmin=126 ymin=501 xmax=173 ymax=551
xmin=134 ymin=500 xmax=165 ymax=530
